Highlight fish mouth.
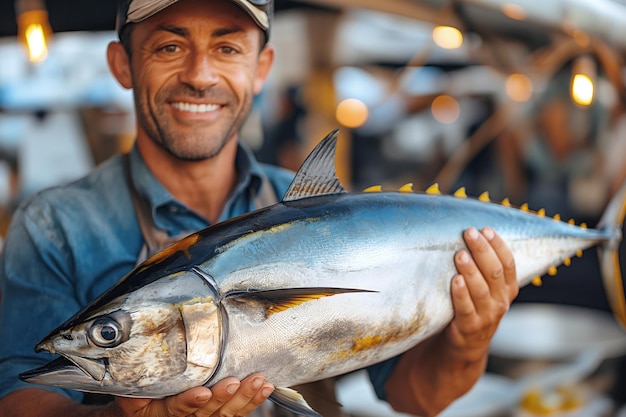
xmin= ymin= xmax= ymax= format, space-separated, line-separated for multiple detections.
xmin=19 ymin=356 xmax=108 ymax=391
xmin=18 ymin=354 xmax=132 ymax=396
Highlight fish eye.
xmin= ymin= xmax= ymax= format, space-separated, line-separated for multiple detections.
xmin=88 ymin=318 xmax=123 ymax=348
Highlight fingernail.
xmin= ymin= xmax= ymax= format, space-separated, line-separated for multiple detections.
xmin=454 ymin=275 xmax=466 ymax=288
xmin=458 ymin=251 xmax=469 ymax=264
xmin=226 ymin=383 xmax=240 ymax=394
xmin=467 ymin=227 xmax=479 ymax=240
xmin=262 ymin=386 xmax=274 ymax=397
xmin=483 ymin=227 xmax=495 ymax=240
xmin=196 ymin=393 xmax=211 ymax=402
xmin=252 ymin=377 xmax=263 ymax=389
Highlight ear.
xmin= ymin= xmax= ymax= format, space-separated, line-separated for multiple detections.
xmin=107 ymin=41 xmax=133 ymax=90
xmin=253 ymin=43 xmax=275 ymax=95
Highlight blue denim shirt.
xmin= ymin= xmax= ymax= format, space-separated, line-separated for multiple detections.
xmin=0 ymin=142 xmax=397 ymax=402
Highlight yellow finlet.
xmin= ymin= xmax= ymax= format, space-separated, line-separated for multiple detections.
xmin=399 ymin=183 xmax=413 ymax=193
xmin=454 ymin=187 xmax=467 ymax=198
xmin=564 ymin=257 xmax=572 ymax=267
xmin=553 ymin=214 xmax=561 ymax=221
xmin=537 ymin=208 xmax=546 ymax=217
xmin=501 ymin=198 xmax=511 ymax=207
xmin=363 ymin=185 xmax=382 ymax=193
xmin=520 ymin=203 xmax=529 ymax=212
xmin=532 ymin=276 xmax=543 ymax=286
xmin=478 ymin=192 xmax=490 ymax=202
xmin=548 ymin=266 xmax=558 ymax=276
xmin=426 ymin=183 xmax=441 ymax=195
xmin=576 ymin=250 xmax=583 ymax=258
xmin=580 ymin=223 xmax=588 ymax=229
xmin=568 ymin=219 xmax=575 ymax=225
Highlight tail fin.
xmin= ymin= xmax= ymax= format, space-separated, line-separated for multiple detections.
xmin=597 ymin=179 xmax=626 ymax=329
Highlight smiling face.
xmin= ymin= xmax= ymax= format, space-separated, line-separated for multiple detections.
xmin=110 ymin=0 xmax=274 ymax=161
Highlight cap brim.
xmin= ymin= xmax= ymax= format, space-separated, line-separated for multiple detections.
xmin=124 ymin=0 xmax=269 ymax=31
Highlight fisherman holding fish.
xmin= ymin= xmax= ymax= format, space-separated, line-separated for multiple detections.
xmin=0 ymin=0 xmax=520 ymax=416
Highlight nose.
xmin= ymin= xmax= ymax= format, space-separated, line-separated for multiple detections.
xmin=179 ymin=51 xmax=219 ymax=91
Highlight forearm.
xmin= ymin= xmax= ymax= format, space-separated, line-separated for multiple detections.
xmin=384 ymin=332 xmax=488 ymax=417
xmin=0 ymin=389 xmax=119 ymax=417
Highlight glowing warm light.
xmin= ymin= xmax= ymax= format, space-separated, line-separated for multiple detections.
xmin=432 ymin=26 xmax=463 ymax=49
xmin=17 ymin=9 xmax=52 ymax=63
xmin=25 ymin=23 xmax=48 ymax=63
xmin=570 ymin=55 xmax=596 ymax=107
xmin=502 ymin=3 xmax=527 ymax=21
xmin=431 ymin=95 xmax=460 ymax=124
xmin=336 ymin=98 xmax=369 ymax=128
xmin=505 ymin=73 xmax=533 ymax=103
xmin=571 ymin=74 xmax=594 ymax=107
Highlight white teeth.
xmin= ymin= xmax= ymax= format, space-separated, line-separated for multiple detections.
xmin=171 ymin=102 xmax=220 ymax=113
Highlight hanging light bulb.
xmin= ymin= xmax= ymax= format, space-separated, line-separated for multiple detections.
xmin=570 ymin=55 xmax=596 ymax=107
xmin=16 ymin=0 xmax=53 ymax=63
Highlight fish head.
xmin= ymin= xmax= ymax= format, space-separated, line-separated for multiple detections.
xmin=21 ymin=268 xmax=224 ymax=397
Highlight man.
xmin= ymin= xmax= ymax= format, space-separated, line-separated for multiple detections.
xmin=0 ymin=1 xmax=519 ymax=416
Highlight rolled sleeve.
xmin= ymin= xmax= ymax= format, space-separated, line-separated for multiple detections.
xmin=366 ymin=356 xmax=401 ymax=401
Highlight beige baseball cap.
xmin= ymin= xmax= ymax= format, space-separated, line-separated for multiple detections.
xmin=116 ymin=0 xmax=272 ymax=37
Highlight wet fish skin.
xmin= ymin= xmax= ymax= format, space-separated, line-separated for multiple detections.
xmin=20 ymin=129 xmax=626 ymax=417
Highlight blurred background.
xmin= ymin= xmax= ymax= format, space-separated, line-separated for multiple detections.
xmin=3 ymin=0 xmax=626 ymax=415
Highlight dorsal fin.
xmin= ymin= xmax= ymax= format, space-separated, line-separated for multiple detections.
xmin=283 ymin=129 xmax=347 ymax=202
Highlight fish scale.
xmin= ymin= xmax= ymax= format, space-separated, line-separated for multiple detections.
xmin=21 ymin=129 xmax=626 ymax=417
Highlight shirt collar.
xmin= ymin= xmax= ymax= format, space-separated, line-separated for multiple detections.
xmin=128 ymin=141 xmax=266 ymax=229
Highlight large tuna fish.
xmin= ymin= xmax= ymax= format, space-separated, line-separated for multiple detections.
xmin=21 ymin=130 xmax=626 ymax=417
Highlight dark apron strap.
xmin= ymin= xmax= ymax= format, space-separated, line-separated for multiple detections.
xmin=125 ymin=153 xmax=282 ymax=262
xmin=124 ymin=154 xmax=179 ymax=263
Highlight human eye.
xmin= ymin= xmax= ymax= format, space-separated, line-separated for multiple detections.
xmin=157 ymin=44 xmax=180 ymax=54
xmin=217 ymin=44 xmax=239 ymax=56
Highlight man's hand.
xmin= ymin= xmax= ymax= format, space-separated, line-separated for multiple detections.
xmin=447 ymin=226 xmax=519 ymax=362
xmin=112 ymin=374 xmax=274 ymax=417
xmin=384 ymin=227 xmax=518 ymax=417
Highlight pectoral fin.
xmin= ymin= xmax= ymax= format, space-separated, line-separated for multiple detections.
xmin=226 ymin=287 xmax=376 ymax=318
xmin=270 ymin=387 xmax=322 ymax=417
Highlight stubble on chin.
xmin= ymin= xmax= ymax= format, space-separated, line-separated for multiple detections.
xmin=135 ymin=83 xmax=253 ymax=162
xmin=135 ymin=97 xmax=233 ymax=162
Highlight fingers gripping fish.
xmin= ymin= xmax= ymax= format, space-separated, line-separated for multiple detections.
xmin=21 ymin=129 xmax=626 ymax=417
